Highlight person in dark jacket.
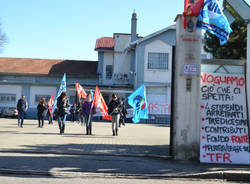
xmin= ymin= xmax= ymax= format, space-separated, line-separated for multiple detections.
xmin=108 ymin=93 xmax=121 ymax=136
xmin=82 ymin=94 xmax=96 ymax=135
xmin=70 ymin=103 xmax=77 ymax=122
xmin=119 ymin=99 xmax=127 ymax=127
xmin=17 ymin=95 xmax=28 ymax=128
xmin=37 ymin=97 xmax=47 ymax=128
xmin=57 ymin=92 xmax=69 ymax=134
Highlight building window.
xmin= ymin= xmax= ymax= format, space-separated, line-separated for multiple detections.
xmin=106 ymin=65 xmax=113 ymax=79
xmin=148 ymin=52 xmax=169 ymax=69
xmin=35 ymin=95 xmax=50 ymax=103
xmin=0 ymin=94 xmax=16 ymax=103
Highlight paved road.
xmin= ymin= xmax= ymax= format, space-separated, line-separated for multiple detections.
xmin=1 ymin=118 xmax=250 ymax=182
xmin=0 ymin=118 xmax=170 ymax=157
xmin=0 ymin=175 xmax=232 ymax=184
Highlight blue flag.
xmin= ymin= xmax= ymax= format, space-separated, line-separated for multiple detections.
xmin=90 ymin=89 xmax=94 ymax=100
xmin=128 ymin=84 xmax=149 ymax=123
xmin=197 ymin=0 xmax=232 ymax=45
xmin=52 ymin=73 xmax=67 ymax=114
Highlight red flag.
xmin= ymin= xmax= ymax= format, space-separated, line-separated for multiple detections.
xmin=183 ymin=0 xmax=204 ymax=28
xmin=75 ymin=82 xmax=87 ymax=99
xmin=92 ymin=86 xmax=111 ymax=120
xmin=48 ymin=94 xmax=54 ymax=117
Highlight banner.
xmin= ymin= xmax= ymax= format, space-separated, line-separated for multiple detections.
xmin=75 ymin=82 xmax=87 ymax=99
xmin=48 ymin=94 xmax=54 ymax=117
xmin=92 ymin=86 xmax=111 ymax=120
xmin=128 ymin=84 xmax=149 ymax=123
xmin=200 ymin=72 xmax=250 ymax=164
xmin=52 ymin=73 xmax=67 ymax=113
xmin=197 ymin=0 xmax=232 ymax=45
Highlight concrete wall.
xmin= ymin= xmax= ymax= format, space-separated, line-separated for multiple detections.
xmin=173 ymin=15 xmax=201 ymax=161
xmin=248 ymin=23 xmax=250 ymax=123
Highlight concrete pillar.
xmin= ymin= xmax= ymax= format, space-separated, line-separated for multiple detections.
xmin=247 ymin=23 xmax=250 ymax=122
xmin=173 ymin=15 xmax=201 ymax=160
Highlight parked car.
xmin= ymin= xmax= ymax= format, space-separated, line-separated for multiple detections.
xmin=3 ymin=107 xmax=18 ymax=118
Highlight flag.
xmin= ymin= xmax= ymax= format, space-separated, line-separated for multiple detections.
xmin=90 ymin=89 xmax=94 ymax=101
xmin=128 ymin=84 xmax=148 ymax=123
xmin=183 ymin=0 xmax=204 ymax=28
xmin=197 ymin=0 xmax=232 ymax=45
xmin=52 ymin=73 xmax=67 ymax=113
xmin=92 ymin=86 xmax=111 ymax=120
xmin=75 ymin=82 xmax=87 ymax=99
xmin=48 ymin=94 xmax=54 ymax=117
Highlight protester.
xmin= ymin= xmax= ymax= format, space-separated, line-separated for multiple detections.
xmin=77 ymin=98 xmax=85 ymax=125
xmin=37 ymin=97 xmax=47 ymax=128
xmin=47 ymin=110 xmax=53 ymax=124
xmin=17 ymin=95 xmax=28 ymax=128
xmin=70 ymin=103 xmax=77 ymax=122
xmin=82 ymin=94 xmax=96 ymax=135
xmin=57 ymin=92 xmax=69 ymax=134
xmin=108 ymin=93 xmax=121 ymax=136
xmin=119 ymin=98 xmax=127 ymax=127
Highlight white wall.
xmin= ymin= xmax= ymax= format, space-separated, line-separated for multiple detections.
xmin=114 ymin=34 xmax=130 ymax=52
xmin=30 ymin=86 xmax=56 ymax=108
xmin=0 ymin=84 xmax=22 ymax=107
xmin=102 ymin=52 xmax=114 ymax=85
xmin=146 ymin=86 xmax=171 ymax=115
xmin=113 ymin=52 xmax=131 ymax=74
xmin=144 ymin=39 xmax=172 ymax=83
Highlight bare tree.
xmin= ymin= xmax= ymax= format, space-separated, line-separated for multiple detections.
xmin=0 ymin=23 xmax=7 ymax=52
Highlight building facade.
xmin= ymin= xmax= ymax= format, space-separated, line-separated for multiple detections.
xmin=0 ymin=58 xmax=98 ymax=119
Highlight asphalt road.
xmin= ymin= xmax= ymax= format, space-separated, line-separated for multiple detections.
xmin=0 ymin=175 xmax=234 ymax=184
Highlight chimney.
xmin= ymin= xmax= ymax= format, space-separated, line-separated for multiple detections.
xmin=131 ymin=10 xmax=137 ymax=42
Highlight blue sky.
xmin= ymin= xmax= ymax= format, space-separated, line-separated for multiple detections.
xmin=0 ymin=0 xmax=249 ymax=61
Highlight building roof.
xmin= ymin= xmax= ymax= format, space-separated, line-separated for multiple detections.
xmin=0 ymin=57 xmax=98 ymax=77
xmin=129 ymin=25 xmax=176 ymax=48
xmin=224 ymin=0 xmax=250 ymax=22
xmin=95 ymin=37 xmax=114 ymax=50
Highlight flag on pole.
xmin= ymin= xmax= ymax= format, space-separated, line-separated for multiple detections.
xmin=52 ymin=73 xmax=67 ymax=113
xmin=183 ymin=0 xmax=204 ymax=28
xmin=128 ymin=84 xmax=148 ymax=123
xmin=92 ymin=86 xmax=111 ymax=120
xmin=197 ymin=0 xmax=232 ymax=45
xmin=90 ymin=89 xmax=94 ymax=101
xmin=48 ymin=94 xmax=54 ymax=117
xmin=75 ymin=82 xmax=87 ymax=99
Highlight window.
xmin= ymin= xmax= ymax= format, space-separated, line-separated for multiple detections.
xmin=35 ymin=95 xmax=50 ymax=103
xmin=148 ymin=52 xmax=169 ymax=69
xmin=0 ymin=94 xmax=16 ymax=103
xmin=106 ymin=65 xmax=113 ymax=79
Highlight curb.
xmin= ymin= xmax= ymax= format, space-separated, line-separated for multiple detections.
xmin=0 ymin=150 xmax=171 ymax=159
xmin=1 ymin=169 xmax=250 ymax=182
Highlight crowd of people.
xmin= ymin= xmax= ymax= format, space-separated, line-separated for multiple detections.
xmin=16 ymin=93 xmax=127 ymax=136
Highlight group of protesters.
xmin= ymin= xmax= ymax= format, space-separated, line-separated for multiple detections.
xmin=16 ymin=92 xmax=127 ymax=136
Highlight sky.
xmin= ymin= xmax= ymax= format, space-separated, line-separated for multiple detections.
xmin=0 ymin=0 xmax=249 ymax=61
